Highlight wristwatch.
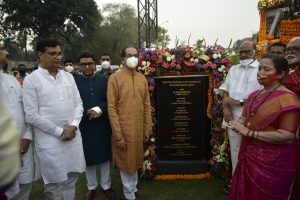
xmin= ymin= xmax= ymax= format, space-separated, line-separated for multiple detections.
xmin=239 ymin=100 xmax=244 ymax=106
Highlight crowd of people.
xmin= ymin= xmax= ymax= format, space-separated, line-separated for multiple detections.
xmin=0 ymin=39 xmax=152 ymax=200
xmin=222 ymin=37 xmax=300 ymax=200
xmin=0 ymin=36 xmax=299 ymax=200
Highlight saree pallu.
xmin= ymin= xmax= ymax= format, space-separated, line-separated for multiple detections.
xmin=283 ymin=66 xmax=300 ymax=97
xmin=228 ymin=90 xmax=300 ymax=200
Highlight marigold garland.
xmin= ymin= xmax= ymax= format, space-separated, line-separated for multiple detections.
xmin=155 ymin=172 xmax=211 ymax=181
xmin=206 ymin=74 xmax=213 ymax=119
xmin=257 ymin=6 xmax=300 ymax=56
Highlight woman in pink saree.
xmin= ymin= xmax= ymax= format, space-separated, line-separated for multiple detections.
xmin=228 ymin=55 xmax=300 ymax=200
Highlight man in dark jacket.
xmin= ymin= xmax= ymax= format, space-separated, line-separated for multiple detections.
xmin=75 ymin=51 xmax=118 ymax=200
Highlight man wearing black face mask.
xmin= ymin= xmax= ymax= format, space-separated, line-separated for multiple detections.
xmin=16 ymin=64 xmax=27 ymax=87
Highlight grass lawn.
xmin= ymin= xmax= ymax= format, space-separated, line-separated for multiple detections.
xmin=29 ymin=167 xmax=227 ymax=200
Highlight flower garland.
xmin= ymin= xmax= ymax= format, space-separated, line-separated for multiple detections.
xmin=138 ymin=44 xmax=232 ymax=180
xmin=257 ymin=1 xmax=299 ymax=56
xmin=206 ymin=74 xmax=214 ymax=119
xmin=280 ymin=20 xmax=300 ymax=44
xmin=257 ymin=0 xmax=284 ymax=11
xmin=155 ymin=172 xmax=211 ymax=181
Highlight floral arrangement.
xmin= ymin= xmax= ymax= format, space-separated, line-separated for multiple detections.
xmin=257 ymin=0 xmax=284 ymax=11
xmin=280 ymin=19 xmax=300 ymax=44
xmin=257 ymin=8 xmax=300 ymax=56
xmin=139 ymin=136 xmax=157 ymax=179
xmin=138 ymin=44 xmax=233 ymax=180
xmin=155 ymin=172 xmax=211 ymax=180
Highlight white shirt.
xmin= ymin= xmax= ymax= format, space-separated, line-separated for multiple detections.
xmin=0 ymin=72 xmax=35 ymax=198
xmin=220 ymin=60 xmax=263 ymax=100
xmin=23 ymin=67 xmax=86 ymax=184
xmin=0 ymin=91 xmax=19 ymax=192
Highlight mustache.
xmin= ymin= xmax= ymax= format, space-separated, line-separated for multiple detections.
xmin=285 ymin=55 xmax=296 ymax=60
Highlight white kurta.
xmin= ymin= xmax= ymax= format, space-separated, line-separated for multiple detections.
xmin=219 ymin=60 xmax=263 ymax=174
xmin=23 ymin=67 xmax=86 ymax=184
xmin=0 ymin=72 xmax=36 ymax=198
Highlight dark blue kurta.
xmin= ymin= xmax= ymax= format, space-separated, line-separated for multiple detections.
xmin=75 ymin=74 xmax=111 ymax=166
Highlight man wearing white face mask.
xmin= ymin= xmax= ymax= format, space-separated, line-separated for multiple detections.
xmin=107 ymin=46 xmax=152 ymax=200
xmin=96 ymin=54 xmax=115 ymax=78
xmin=219 ymin=41 xmax=262 ymax=193
xmin=63 ymin=59 xmax=77 ymax=77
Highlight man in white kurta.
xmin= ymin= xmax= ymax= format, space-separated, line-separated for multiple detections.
xmin=23 ymin=38 xmax=86 ymax=200
xmin=0 ymin=43 xmax=19 ymax=197
xmin=220 ymin=41 xmax=262 ymax=175
xmin=0 ymin=69 xmax=37 ymax=200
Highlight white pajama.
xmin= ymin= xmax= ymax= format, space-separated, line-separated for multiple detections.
xmin=44 ymin=172 xmax=79 ymax=200
xmin=120 ymin=171 xmax=138 ymax=200
xmin=227 ymin=106 xmax=243 ymax=174
xmin=9 ymin=183 xmax=32 ymax=200
xmin=220 ymin=61 xmax=262 ymax=175
xmin=85 ymin=161 xmax=111 ymax=190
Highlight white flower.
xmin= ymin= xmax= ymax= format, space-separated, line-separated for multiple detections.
xmin=190 ymin=58 xmax=194 ymax=62
xmin=218 ymin=53 xmax=222 ymax=58
xmin=221 ymin=65 xmax=225 ymax=69
xmin=141 ymin=66 xmax=146 ymax=70
xmin=147 ymin=61 xmax=151 ymax=66
xmin=167 ymin=56 xmax=172 ymax=62
xmin=220 ymin=143 xmax=226 ymax=152
xmin=171 ymin=55 xmax=175 ymax=60
xmin=142 ymin=61 xmax=146 ymax=66
xmin=194 ymin=58 xmax=199 ymax=63
xmin=150 ymin=137 xmax=155 ymax=142
xmin=218 ymin=68 xmax=223 ymax=72
xmin=200 ymin=47 xmax=205 ymax=52
xmin=195 ymin=50 xmax=200 ymax=54
xmin=146 ymin=162 xmax=152 ymax=170
xmin=213 ymin=53 xmax=218 ymax=59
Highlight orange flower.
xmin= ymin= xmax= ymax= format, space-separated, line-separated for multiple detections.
xmin=206 ymin=74 xmax=213 ymax=119
xmin=155 ymin=172 xmax=211 ymax=180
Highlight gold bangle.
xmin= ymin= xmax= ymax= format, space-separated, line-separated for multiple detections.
xmin=247 ymin=130 xmax=251 ymax=137
xmin=251 ymin=131 xmax=255 ymax=138
xmin=255 ymin=131 xmax=259 ymax=140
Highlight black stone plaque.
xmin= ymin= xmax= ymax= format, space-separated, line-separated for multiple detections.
xmin=155 ymin=74 xmax=211 ymax=174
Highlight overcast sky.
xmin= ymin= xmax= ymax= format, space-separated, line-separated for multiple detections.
xmin=95 ymin=0 xmax=260 ymax=47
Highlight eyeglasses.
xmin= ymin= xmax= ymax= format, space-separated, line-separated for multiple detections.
xmin=44 ymin=51 xmax=63 ymax=58
xmin=101 ymin=58 xmax=110 ymax=61
xmin=286 ymin=46 xmax=300 ymax=53
xmin=79 ymin=62 xmax=95 ymax=67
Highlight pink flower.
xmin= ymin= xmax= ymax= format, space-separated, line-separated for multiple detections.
xmin=151 ymin=55 xmax=156 ymax=61
xmin=203 ymin=61 xmax=216 ymax=69
xmin=162 ymin=62 xmax=171 ymax=69
xmin=184 ymin=53 xmax=190 ymax=59
xmin=148 ymin=85 xmax=155 ymax=92
xmin=175 ymin=64 xmax=181 ymax=69
xmin=209 ymin=159 xmax=215 ymax=165
xmin=147 ymin=67 xmax=155 ymax=74
xmin=184 ymin=61 xmax=195 ymax=67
